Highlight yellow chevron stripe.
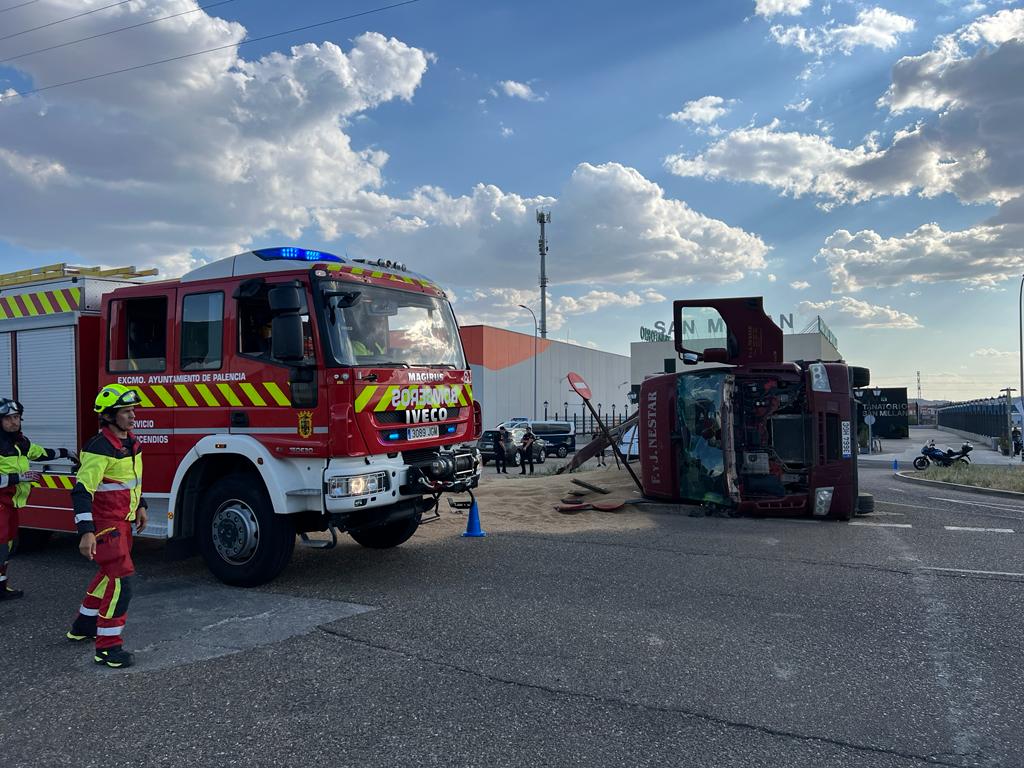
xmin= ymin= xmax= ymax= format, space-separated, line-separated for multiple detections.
xmin=217 ymin=383 xmax=243 ymax=407
xmin=465 ymin=384 xmax=473 ymax=401
xmin=375 ymin=386 xmax=397 ymax=412
xmin=42 ymin=475 xmax=57 ymax=489
xmin=239 ymin=382 xmax=266 ymax=407
xmin=7 ymin=297 xmax=23 ymax=318
xmin=456 ymin=385 xmax=468 ymax=407
xmin=174 ymin=384 xmax=198 ymax=407
xmin=354 ymin=385 xmax=377 ymax=413
xmin=53 ymin=290 xmax=71 ymax=313
xmin=263 ymin=382 xmax=290 ymax=406
xmin=22 ymin=293 xmax=39 ymax=316
xmin=37 ymin=291 xmax=55 ymax=314
xmin=60 ymin=476 xmax=74 ymax=489
xmin=69 ymin=287 xmax=81 ymax=308
xmin=151 ymin=385 xmax=178 ymax=408
xmin=0 ymin=302 xmax=7 ymax=319
xmin=129 ymin=386 xmax=155 ymax=408
xmin=194 ymin=383 xmax=220 ymax=407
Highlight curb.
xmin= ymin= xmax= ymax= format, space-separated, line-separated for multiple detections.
xmin=892 ymin=470 xmax=1024 ymax=501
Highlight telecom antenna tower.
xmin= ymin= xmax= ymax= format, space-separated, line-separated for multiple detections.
xmin=537 ymin=210 xmax=550 ymax=339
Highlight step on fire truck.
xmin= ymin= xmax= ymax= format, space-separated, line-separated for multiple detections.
xmin=2 ymin=248 xmax=482 ymax=585
xmin=640 ymin=297 xmax=873 ymax=520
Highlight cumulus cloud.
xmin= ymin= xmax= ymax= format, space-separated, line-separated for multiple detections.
xmin=798 ymin=297 xmax=921 ymax=328
xmin=0 ymin=2 xmax=769 ymax=305
xmin=670 ymin=8 xmax=1024 ymax=291
xmin=498 ymin=80 xmax=545 ymax=102
xmin=754 ymin=0 xmax=813 ymax=19
xmin=769 ymin=7 xmax=916 ymax=56
xmin=668 ymin=95 xmax=732 ymax=126
xmin=350 ymin=161 xmax=769 ymax=289
xmin=971 ymin=347 xmax=1014 ymax=358
xmin=785 ymin=98 xmax=812 ymax=112
xmin=790 ymin=280 xmax=811 ymax=289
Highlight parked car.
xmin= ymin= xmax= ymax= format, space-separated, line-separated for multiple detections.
xmin=477 ymin=428 xmax=547 ymax=466
xmin=495 ymin=420 xmax=576 ymax=458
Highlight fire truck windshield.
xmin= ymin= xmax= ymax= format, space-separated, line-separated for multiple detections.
xmin=677 ymin=372 xmax=731 ymax=504
xmin=319 ymin=282 xmax=466 ymax=369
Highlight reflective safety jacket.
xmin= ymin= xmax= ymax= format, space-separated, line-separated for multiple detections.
xmin=71 ymin=427 xmax=144 ymax=535
xmin=0 ymin=431 xmax=60 ymax=508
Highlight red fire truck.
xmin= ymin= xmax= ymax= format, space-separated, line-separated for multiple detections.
xmin=640 ymin=297 xmax=872 ymax=520
xmin=3 ymin=247 xmax=482 ymax=585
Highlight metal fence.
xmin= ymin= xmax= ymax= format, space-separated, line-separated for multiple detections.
xmin=936 ymin=398 xmax=1010 ymax=440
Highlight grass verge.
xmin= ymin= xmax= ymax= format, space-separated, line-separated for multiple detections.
xmin=917 ymin=464 xmax=1024 ymax=493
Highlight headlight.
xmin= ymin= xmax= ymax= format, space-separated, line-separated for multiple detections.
xmin=809 ymin=363 xmax=831 ymax=392
xmin=813 ymin=486 xmax=834 ymax=516
xmin=328 ymin=471 xmax=389 ymax=498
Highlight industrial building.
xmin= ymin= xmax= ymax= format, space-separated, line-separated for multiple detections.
xmin=460 ymin=325 xmax=631 ymax=430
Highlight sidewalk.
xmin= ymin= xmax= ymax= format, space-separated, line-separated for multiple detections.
xmin=859 ymin=426 xmax=1017 ymax=468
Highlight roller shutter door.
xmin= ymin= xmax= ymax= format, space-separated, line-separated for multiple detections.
xmin=17 ymin=326 xmax=78 ymax=451
xmin=0 ymin=334 xmax=11 ymax=398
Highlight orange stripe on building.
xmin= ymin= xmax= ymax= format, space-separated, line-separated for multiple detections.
xmin=459 ymin=326 xmax=553 ymax=371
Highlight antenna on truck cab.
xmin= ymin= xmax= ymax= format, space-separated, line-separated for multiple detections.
xmin=0 ymin=262 xmax=158 ymax=288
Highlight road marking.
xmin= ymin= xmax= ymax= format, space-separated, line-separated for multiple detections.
xmin=920 ymin=567 xmax=1024 ymax=578
xmin=849 ymin=521 xmax=913 ymax=528
xmin=929 ymin=497 xmax=1024 ymax=512
xmin=943 ymin=526 xmax=1015 ymax=533
xmin=877 ymin=500 xmax=930 ymax=510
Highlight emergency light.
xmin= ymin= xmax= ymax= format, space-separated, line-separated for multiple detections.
xmin=253 ymin=247 xmax=343 ymax=263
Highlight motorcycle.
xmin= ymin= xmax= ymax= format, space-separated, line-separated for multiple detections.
xmin=912 ymin=440 xmax=972 ymax=470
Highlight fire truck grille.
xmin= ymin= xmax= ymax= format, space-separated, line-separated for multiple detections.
xmin=402 ymin=447 xmax=440 ymax=465
xmin=374 ymin=408 xmax=462 ymax=425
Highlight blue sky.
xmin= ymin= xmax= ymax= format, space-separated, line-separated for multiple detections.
xmin=2 ymin=0 xmax=1023 ymax=400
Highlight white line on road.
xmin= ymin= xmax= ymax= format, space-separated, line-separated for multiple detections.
xmin=849 ymin=521 xmax=913 ymax=528
xmin=919 ymin=567 xmax=1024 ymax=578
xmin=877 ymin=500 xmax=931 ymax=510
xmin=943 ymin=526 xmax=1015 ymax=533
xmin=929 ymin=497 xmax=1024 ymax=512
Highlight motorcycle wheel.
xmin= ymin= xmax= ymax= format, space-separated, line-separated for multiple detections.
xmin=912 ymin=456 xmax=929 ymax=471
xmin=956 ymin=457 xmax=969 ymax=467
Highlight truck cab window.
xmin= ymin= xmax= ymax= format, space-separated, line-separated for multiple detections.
xmin=108 ymin=296 xmax=168 ymax=372
xmin=181 ymin=292 xmax=224 ymax=371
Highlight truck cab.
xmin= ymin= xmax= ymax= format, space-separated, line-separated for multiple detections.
xmin=639 ymin=297 xmax=870 ymax=520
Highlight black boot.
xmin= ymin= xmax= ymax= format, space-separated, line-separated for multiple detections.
xmin=94 ymin=645 xmax=134 ymax=668
xmin=67 ymin=614 xmax=97 ymax=641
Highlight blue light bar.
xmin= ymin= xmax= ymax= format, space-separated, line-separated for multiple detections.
xmin=387 ymin=432 xmax=401 ymax=440
xmin=253 ymin=247 xmax=343 ymax=263
xmin=446 ymin=425 xmax=457 ymax=434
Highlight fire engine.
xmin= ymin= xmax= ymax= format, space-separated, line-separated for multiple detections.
xmin=640 ymin=297 xmax=873 ymax=520
xmin=2 ymin=247 xmax=482 ymax=585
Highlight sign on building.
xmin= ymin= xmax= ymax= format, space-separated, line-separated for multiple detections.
xmin=854 ymin=387 xmax=909 ymax=439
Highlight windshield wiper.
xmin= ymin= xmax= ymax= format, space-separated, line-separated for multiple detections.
xmin=426 ymin=363 xmax=456 ymax=369
xmin=372 ymin=361 xmax=411 ymax=368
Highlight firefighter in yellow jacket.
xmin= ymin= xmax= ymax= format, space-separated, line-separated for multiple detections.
xmin=0 ymin=398 xmax=77 ymax=600
xmin=67 ymin=384 xmax=147 ymax=668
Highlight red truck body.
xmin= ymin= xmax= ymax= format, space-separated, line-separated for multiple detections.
xmin=5 ymin=248 xmax=482 ymax=584
xmin=639 ymin=297 xmax=869 ymax=520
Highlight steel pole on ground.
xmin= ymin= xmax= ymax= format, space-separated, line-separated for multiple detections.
xmin=519 ymin=304 xmax=538 ymax=421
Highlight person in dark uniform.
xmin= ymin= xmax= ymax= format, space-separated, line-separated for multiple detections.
xmin=519 ymin=429 xmax=536 ymax=475
xmin=494 ymin=426 xmax=508 ymax=474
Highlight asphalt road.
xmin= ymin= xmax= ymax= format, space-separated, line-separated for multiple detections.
xmin=3 ymin=467 xmax=1022 ymax=768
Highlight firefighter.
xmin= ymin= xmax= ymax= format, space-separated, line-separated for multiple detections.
xmin=0 ymin=397 xmax=76 ymax=600
xmin=66 ymin=384 xmax=147 ymax=668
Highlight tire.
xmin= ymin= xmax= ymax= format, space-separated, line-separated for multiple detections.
xmin=912 ymin=456 xmax=929 ymax=471
xmin=537 ymin=451 xmax=546 ymax=464
xmin=349 ymin=514 xmax=420 ymax=549
xmin=850 ymin=366 xmax=870 ymax=389
xmin=956 ymin=457 xmax=969 ymax=467
xmin=855 ymin=492 xmax=874 ymax=516
xmin=198 ymin=475 xmax=295 ymax=587
xmin=556 ymin=446 xmax=568 ymax=458
xmin=15 ymin=528 xmax=53 ymax=553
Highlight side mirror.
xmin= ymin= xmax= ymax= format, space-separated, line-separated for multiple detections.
xmin=271 ymin=315 xmax=304 ymax=362
xmin=682 ymin=352 xmax=700 ymax=366
xmin=703 ymin=347 xmax=729 ymax=364
xmin=268 ymin=284 xmax=302 ymax=316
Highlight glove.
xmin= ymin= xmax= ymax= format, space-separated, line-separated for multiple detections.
xmin=20 ymin=470 xmax=42 ymax=484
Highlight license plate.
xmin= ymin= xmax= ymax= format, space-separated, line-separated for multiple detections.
xmin=408 ymin=425 xmax=439 ymax=441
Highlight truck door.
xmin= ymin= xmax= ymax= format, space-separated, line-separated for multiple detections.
xmin=673 ymin=297 xmax=783 ymax=366
xmin=104 ymin=288 xmax=177 ymax=537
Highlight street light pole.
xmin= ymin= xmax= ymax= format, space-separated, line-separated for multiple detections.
xmin=518 ymin=304 xmax=538 ymax=421
xmin=1019 ymin=275 xmax=1023 ymax=462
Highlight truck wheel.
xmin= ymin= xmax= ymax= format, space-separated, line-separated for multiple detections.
xmin=556 ymin=446 xmax=568 ymax=458
xmin=15 ymin=528 xmax=53 ymax=553
xmin=349 ymin=515 xmax=420 ymax=549
xmin=912 ymin=456 xmax=929 ymax=471
xmin=850 ymin=366 xmax=870 ymax=389
xmin=198 ymin=475 xmax=294 ymax=587
xmin=855 ymin=492 xmax=874 ymax=516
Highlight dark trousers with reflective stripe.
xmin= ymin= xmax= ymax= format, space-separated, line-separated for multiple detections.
xmin=75 ymin=521 xmax=135 ymax=649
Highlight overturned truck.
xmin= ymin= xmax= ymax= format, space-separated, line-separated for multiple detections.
xmin=640 ymin=297 xmax=873 ymax=520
